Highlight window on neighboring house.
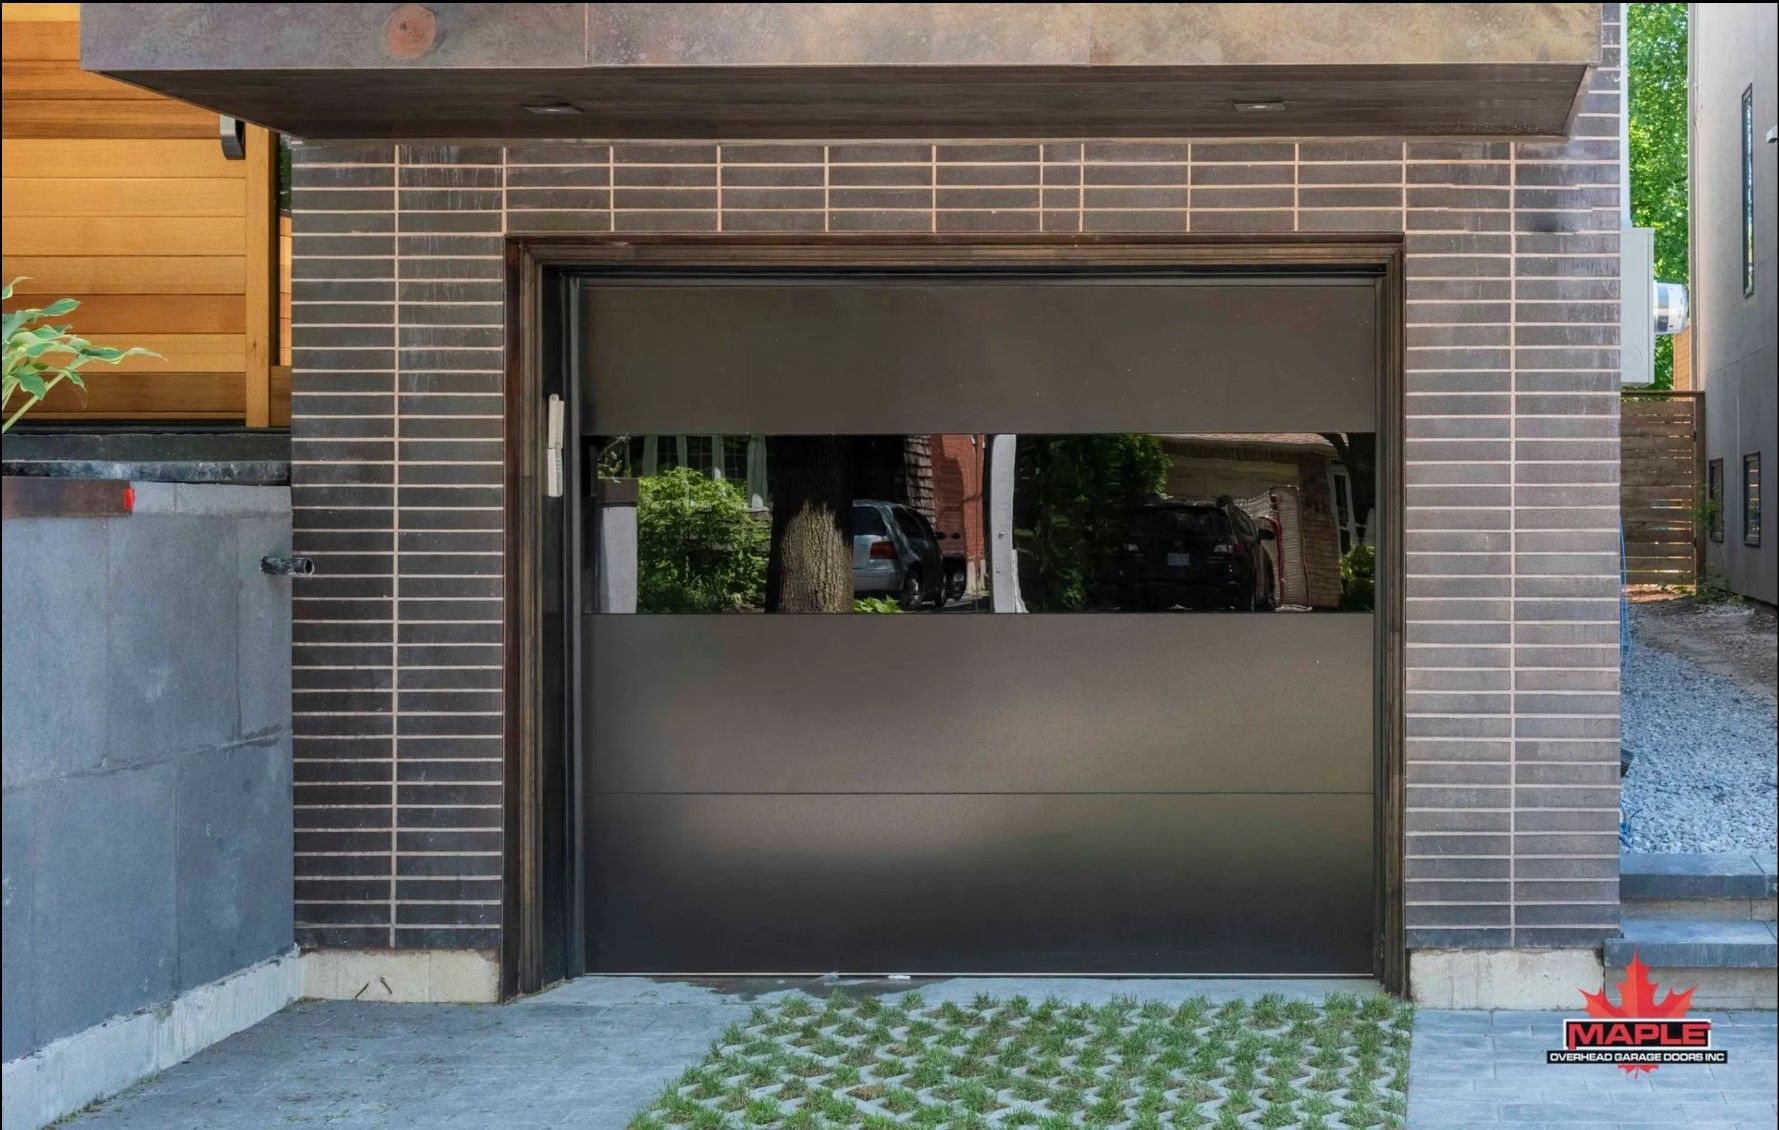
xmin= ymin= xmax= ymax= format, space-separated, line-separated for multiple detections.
xmin=684 ymin=435 xmax=715 ymax=474
xmin=1744 ymin=453 xmax=1762 ymax=546
xmin=1329 ymin=465 xmax=1357 ymax=554
xmin=721 ymin=437 xmax=750 ymax=483
xmin=1744 ymin=84 xmax=1756 ymax=296
xmin=1708 ymin=458 xmax=1725 ymax=542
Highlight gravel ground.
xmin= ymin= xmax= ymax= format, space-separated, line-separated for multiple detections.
xmin=1621 ymin=605 xmax=1779 ymax=853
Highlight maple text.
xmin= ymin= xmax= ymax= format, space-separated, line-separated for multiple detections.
xmin=1565 ymin=1019 xmax=1712 ymax=1048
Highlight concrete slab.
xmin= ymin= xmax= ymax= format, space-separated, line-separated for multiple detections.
xmin=2 ymin=788 xmax=34 ymax=1061
xmin=106 ymin=515 xmax=239 ymax=766
xmin=0 ymin=518 xmax=109 ymax=788
xmin=174 ymin=738 xmax=293 ymax=990
xmin=31 ymin=764 xmax=179 ymax=1046
xmin=233 ymin=512 xmax=293 ymax=739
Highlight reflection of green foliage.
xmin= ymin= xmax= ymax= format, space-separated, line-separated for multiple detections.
xmin=1014 ymin=435 xmax=1170 ymax=611
xmin=637 ymin=467 xmax=767 ymax=613
xmin=853 ymin=596 xmax=903 ymax=614
xmin=1629 ymin=3 xmax=1688 ymax=388
xmin=1338 ymin=544 xmax=1375 ymax=611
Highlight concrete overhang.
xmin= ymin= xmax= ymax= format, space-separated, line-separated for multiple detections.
xmin=81 ymin=3 xmax=1604 ymax=140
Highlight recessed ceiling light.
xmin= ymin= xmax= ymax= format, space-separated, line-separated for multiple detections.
xmin=1234 ymin=100 xmax=1287 ymax=113
xmin=522 ymin=103 xmax=582 ymax=116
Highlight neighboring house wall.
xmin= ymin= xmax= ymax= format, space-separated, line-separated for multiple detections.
xmin=929 ymin=434 xmax=987 ymax=587
xmin=286 ymin=8 xmax=1623 ymax=964
xmin=0 ymin=484 xmax=295 ymax=1066
xmin=1692 ymin=3 xmax=1778 ymax=603
xmin=0 ymin=3 xmax=286 ymax=425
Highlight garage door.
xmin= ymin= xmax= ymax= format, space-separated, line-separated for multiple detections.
xmin=574 ymin=273 xmax=1380 ymax=974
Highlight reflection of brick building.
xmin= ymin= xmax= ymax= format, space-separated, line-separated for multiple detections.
xmin=929 ymin=434 xmax=988 ymax=591
xmin=1160 ymin=434 xmax=1350 ymax=609
xmin=839 ymin=434 xmax=988 ymax=592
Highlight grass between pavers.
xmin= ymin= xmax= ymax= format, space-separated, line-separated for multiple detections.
xmin=630 ymin=991 xmax=1412 ymax=1129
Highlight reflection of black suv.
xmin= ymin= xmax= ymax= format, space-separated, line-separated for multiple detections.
xmin=1116 ymin=496 xmax=1277 ymax=611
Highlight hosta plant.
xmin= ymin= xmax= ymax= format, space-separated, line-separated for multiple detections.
xmin=3 ymin=278 xmax=158 ymax=431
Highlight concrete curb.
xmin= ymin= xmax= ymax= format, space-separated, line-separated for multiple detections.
xmin=0 ymin=948 xmax=302 ymax=1130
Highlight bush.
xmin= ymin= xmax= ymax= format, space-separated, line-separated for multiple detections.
xmin=853 ymin=596 xmax=902 ymax=614
xmin=1338 ymin=544 xmax=1375 ymax=611
xmin=636 ymin=467 xmax=767 ymax=613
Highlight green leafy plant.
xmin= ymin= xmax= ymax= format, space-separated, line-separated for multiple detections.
xmin=3 ymin=278 xmax=158 ymax=431
xmin=1628 ymin=4 xmax=1689 ymax=388
xmin=1339 ymin=544 xmax=1376 ymax=611
xmin=1692 ymin=488 xmax=1723 ymax=543
xmin=636 ymin=466 xmax=768 ymax=613
xmin=1691 ymin=565 xmax=1741 ymax=606
xmin=852 ymin=596 xmax=903 ymax=614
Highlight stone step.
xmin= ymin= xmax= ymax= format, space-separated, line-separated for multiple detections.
xmin=1620 ymin=852 xmax=1778 ymax=921
xmin=1609 ymin=918 xmax=1778 ymax=968
xmin=1607 ymin=918 xmax=1779 ymax=1011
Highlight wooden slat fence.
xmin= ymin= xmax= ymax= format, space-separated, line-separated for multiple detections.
xmin=1 ymin=2 xmax=285 ymax=426
xmin=1621 ymin=390 xmax=1704 ymax=586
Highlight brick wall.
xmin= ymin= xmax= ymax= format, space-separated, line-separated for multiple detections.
xmin=1293 ymin=455 xmax=1345 ymax=611
xmin=289 ymin=8 xmax=1622 ymax=956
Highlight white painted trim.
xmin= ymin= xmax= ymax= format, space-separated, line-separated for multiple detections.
xmin=300 ymin=948 xmax=499 ymax=1004
xmin=1 ymin=948 xmax=302 ymax=1130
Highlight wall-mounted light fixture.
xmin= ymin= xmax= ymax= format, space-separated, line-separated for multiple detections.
xmin=1233 ymin=100 xmax=1287 ymax=113
xmin=522 ymin=103 xmax=583 ymax=116
xmin=219 ymin=115 xmax=246 ymax=159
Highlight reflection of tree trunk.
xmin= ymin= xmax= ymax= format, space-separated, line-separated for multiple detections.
xmin=765 ymin=436 xmax=852 ymax=612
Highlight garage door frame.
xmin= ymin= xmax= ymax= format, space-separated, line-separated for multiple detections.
xmin=500 ymin=235 xmax=1407 ymax=997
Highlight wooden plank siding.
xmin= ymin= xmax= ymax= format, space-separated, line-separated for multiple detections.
xmin=1621 ymin=391 xmax=1704 ymax=587
xmin=0 ymin=2 xmax=285 ymax=424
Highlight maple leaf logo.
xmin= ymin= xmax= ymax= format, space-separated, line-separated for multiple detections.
xmin=1579 ymin=953 xmax=1698 ymax=1074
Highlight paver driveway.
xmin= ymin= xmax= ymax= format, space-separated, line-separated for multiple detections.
xmin=59 ymin=978 xmax=1779 ymax=1128
xmin=1406 ymin=1009 xmax=1777 ymax=1128
xmin=66 ymin=978 xmax=1379 ymax=1129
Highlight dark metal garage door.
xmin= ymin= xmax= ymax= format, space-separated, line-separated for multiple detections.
xmin=572 ymin=272 xmax=1380 ymax=974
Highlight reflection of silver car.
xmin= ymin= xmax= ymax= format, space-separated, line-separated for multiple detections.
xmin=852 ymin=500 xmax=947 ymax=609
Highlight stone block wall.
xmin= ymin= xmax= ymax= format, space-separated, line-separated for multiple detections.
xmin=1 ymin=483 xmax=294 ymax=1061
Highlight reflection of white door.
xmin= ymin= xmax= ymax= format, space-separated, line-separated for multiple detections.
xmin=1274 ymin=488 xmax=1309 ymax=605
xmin=988 ymin=434 xmax=1025 ymax=613
xmin=1329 ymin=465 xmax=1358 ymax=553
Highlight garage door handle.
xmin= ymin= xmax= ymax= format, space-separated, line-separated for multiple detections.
xmin=545 ymin=394 xmax=565 ymax=498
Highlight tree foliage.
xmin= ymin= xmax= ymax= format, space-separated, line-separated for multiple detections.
xmin=1013 ymin=434 xmax=1170 ymax=611
xmin=636 ymin=467 xmax=767 ymax=613
xmin=1627 ymin=3 xmax=1689 ymax=388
